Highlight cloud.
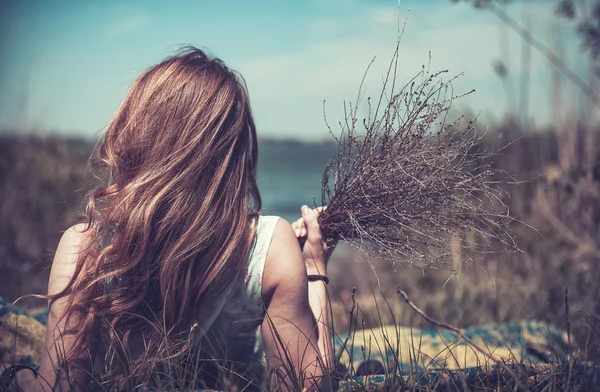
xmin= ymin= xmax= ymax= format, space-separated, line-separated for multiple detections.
xmin=104 ymin=13 xmax=149 ymax=39
xmin=236 ymin=1 xmax=565 ymax=139
xmin=371 ymin=7 xmax=398 ymax=25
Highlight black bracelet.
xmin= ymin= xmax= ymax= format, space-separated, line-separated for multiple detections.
xmin=0 ymin=364 xmax=37 ymax=389
xmin=307 ymin=274 xmax=329 ymax=285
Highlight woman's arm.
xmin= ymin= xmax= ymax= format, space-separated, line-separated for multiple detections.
xmin=20 ymin=224 xmax=97 ymax=392
xmin=261 ymin=217 xmax=334 ymax=391
xmin=294 ymin=206 xmax=334 ymax=370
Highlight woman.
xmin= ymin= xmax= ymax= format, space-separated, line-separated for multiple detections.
xmin=12 ymin=47 xmax=335 ymax=391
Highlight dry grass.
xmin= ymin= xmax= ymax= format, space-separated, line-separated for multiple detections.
xmin=326 ymin=122 xmax=600 ymax=363
xmin=2 ymin=289 xmax=599 ymax=391
xmin=317 ymin=50 xmax=517 ymax=271
xmin=0 ymin=134 xmax=94 ymax=303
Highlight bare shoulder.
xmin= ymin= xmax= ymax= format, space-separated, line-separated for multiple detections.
xmin=269 ymin=218 xmax=298 ymax=255
xmin=60 ymin=223 xmax=89 ymax=245
xmin=48 ymin=223 xmax=93 ymax=296
xmin=54 ymin=223 xmax=90 ymax=266
xmin=262 ymin=218 xmax=307 ymax=296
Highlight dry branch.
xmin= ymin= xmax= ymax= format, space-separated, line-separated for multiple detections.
xmin=316 ymin=38 xmax=518 ymax=268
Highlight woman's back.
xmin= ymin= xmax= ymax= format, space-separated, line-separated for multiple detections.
xmin=92 ymin=215 xmax=280 ymax=389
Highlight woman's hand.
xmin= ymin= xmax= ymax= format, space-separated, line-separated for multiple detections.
xmin=291 ymin=205 xmax=336 ymax=275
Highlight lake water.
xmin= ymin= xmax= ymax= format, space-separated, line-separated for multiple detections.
xmin=256 ymin=140 xmax=338 ymax=223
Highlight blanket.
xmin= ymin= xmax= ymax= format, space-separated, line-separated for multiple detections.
xmin=334 ymin=319 xmax=569 ymax=375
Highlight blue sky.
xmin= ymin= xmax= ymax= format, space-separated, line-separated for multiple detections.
xmin=0 ymin=0 xmax=589 ymax=140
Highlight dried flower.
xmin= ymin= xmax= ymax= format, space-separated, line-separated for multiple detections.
xmin=317 ymin=48 xmax=517 ymax=268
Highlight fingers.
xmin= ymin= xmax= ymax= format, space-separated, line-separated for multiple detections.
xmin=294 ymin=205 xmax=337 ymax=266
xmin=301 ymin=205 xmax=322 ymax=246
xmin=291 ymin=216 xmax=306 ymax=237
xmin=292 ymin=205 xmax=325 ymax=239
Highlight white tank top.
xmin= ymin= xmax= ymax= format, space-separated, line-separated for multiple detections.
xmin=205 ymin=215 xmax=280 ymax=361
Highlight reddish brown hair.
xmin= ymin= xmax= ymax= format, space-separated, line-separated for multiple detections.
xmin=55 ymin=47 xmax=261 ymax=385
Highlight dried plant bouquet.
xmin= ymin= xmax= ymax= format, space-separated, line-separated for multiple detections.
xmin=317 ymin=44 xmax=518 ymax=268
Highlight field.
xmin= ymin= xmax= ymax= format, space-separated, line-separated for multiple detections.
xmin=1 ymin=120 xmax=600 ymax=390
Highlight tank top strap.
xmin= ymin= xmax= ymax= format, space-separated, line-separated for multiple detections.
xmin=247 ymin=215 xmax=280 ymax=281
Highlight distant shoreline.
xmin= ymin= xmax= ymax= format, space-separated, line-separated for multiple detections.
xmin=0 ymin=130 xmax=339 ymax=147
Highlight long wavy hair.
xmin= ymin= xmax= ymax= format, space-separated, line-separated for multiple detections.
xmin=52 ymin=47 xmax=262 ymax=387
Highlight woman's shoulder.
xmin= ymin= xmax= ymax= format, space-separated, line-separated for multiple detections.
xmin=256 ymin=215 xmax=297 ymax=249
xmin=252 ymin=215 xmax=283 ymax=246
xmin=63 ymin=222 xmax=88 ymax=237
xmin=261 ymin=216 xmax=307 ymax=295
xmin=55 ymin=224 xmax=91 ymax=259
xmin=47 ymin=223 xmax=93 ymax=296
xmin=255 ymin=215 xmax=298 ymax=252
